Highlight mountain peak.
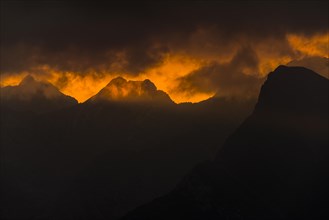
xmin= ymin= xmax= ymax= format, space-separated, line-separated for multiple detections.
xmin=105 ymin=77 xmax=156 ymax=92
xmin=255 ymin=65 xmax=328 ymax=114
xmin=122 ymin=66 xmax=329 ymax=220
xmin=141 ymin=79 xmax=157 ymax=92
xmin=273 ymin=64 xmax=288 ymax=72
xmin=286 ymin=56 xmax=329 ymax=78
xmin=1 ymin=76 xmax=78 ymax=113
xmin=268 ymin=65 xmax=325 ymax=80
xmin=20 ymin=74 xmax=37 ymax=85
xmin=89 ymin=77 xmax=173 ymax=104
xmin=107 ymin=76 xmax=127 ymax=87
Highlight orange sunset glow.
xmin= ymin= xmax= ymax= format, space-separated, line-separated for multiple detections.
xmin=1 ymin=1 xmax=328 ymax=220
xmin=1 ymin=31 xmax=328 ymax=103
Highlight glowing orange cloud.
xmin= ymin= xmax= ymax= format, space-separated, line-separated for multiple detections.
xmin=0 ymin=74 xmax=27 ymax=87
xmin=1 ymin=32 xmax=327 ymax=103
xmin=137 ymin=54 xmax=214 ymax=103
xmin=0 ymin=54 xmax=212 ymax=103
xmin=287 ymin=32 xmax=329 ymax=58
xmin=0 ymin=70 xmax=114 ymax=103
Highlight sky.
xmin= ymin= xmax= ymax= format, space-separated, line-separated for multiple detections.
xmin=1 ymin=0 xmax=328 ymax=103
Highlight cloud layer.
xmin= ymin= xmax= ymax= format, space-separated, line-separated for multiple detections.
xmin=1 ymin=1 xmax=328 ymax=102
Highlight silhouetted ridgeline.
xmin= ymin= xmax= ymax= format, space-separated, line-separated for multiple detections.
xmin=122 ymin=66 xmax=329 ymax=220
xmin=0 ymin=75 xmax=77 ymax=113
xmin=88 ymin=77 xmax=174 ymax=105
xmin=2 ymin=66 xmax=327 ymax=219
xmin=0 ymin=75 xmax=254 ymax=219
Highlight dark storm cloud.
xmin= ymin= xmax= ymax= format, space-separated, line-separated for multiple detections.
xmin=1 ymin=0 xmax=328 ymax=75
xmin=176 ymin=46 xmax=264 ymax=98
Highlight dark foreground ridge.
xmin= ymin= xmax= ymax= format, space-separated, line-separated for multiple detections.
xmin=122 ymin=66 xmax=329 ymax=220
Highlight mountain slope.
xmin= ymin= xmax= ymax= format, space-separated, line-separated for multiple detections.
xmin=0 ymin=75 xmax=78 ymax=113
xmin=122 ymin=65 xmax=329 ymax=220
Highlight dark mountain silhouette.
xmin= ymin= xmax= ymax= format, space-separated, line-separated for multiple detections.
xmin=88 ymin=77 xmax=174 ymax=105
xmin=122 ymin=66 xmax=329 ymax=220
xmin=0 ymin=75 xmax=254 ymax=219
xmin=0 ymin=75 xmax=78 ymax=113
xmin=287 ymin=56 xmax=328 ymax=78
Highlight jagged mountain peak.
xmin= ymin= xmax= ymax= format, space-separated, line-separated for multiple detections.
xmin=19 ymin=74 xmax=37 ymax=85
xmin=1 ymin=75 xmax=78 ymax=113
xmin=107 ymin=76 xmax=127 ymax=86
xmin=88 ymin=77 xmax=173 ymax=104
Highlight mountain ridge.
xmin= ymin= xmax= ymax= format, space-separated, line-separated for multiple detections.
xmin=0 ymin=75 xmax=78 ymax=113
xmin=122 ymin=65 xmax=329 ymax=220
xmin=87 ymin=77 xmax=174 ymax=105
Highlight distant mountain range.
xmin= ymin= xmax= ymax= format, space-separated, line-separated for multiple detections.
xmin=0 ymin=75 xmax=174 ymax=114
xmin=122 ymin=65 xmax=328 ymax=220
xmin=1 ymin=72 xmax=254 ymax=219
xmin=2 ymin=56 xmax=327 ymax=110
xmin=1 ymin=65 xmax=327 ymax=220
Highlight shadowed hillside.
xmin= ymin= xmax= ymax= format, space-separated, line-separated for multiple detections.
xmin=122 ymin=66 xmax=329 ymax=220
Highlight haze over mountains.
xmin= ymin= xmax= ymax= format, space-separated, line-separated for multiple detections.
xmin=89 ymin=77 xmax=174 ymax=104
xmin=0 ymin=75 xmax=77 ymax=113
xmin=1 ymin=75 xmax=173 ymax=109
xmin=1 ymin=1 xmax=328 ymax=219
xmin=0 ymin=71 xmax=254 ymax=219
xmin=1 ymin=66 xmax=328 ymax=219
